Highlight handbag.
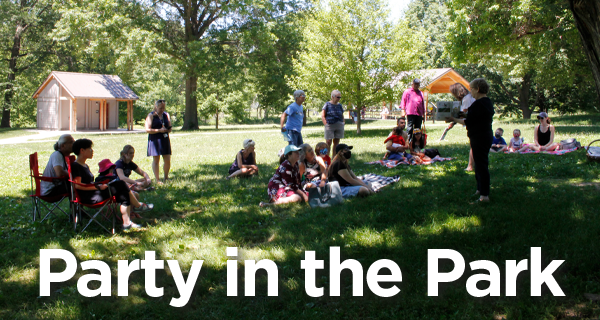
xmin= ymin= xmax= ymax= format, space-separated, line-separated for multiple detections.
xmin=560 ymin=138 xmax=581 ymax=150
xmin=308 ymin=181 xmax=344 ymax=208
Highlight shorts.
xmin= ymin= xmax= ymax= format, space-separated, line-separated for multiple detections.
xmin=324 ymin=122 xmax=345 ymax=140
xmin=340 ymin=185 xmax=363 ymax=198
xmin=270 ymin=188 xmax=306 ymax=202
xmin=491 ymin=146 xmax=505 ymax=152
xmin=287 ymin=130 xmax=304 ymax=147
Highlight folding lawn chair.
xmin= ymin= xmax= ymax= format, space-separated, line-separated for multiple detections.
xmin=65 ymin=156 xmax=117 ymax=234
xmin=29 ymin=152 xmax=71 ymax=223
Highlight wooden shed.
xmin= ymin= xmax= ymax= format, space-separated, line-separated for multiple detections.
xmin=390 ymin=68 xmax=471 ymax=112
xmin=32 ymin=71 xmax=139 ymax=131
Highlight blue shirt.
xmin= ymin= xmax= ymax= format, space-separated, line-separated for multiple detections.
xmin=285 ymin=102 xmax=304 ymax=132
xmin=322 ymin=102 xmax=344 ymax=124
xmin=492 ymin=137 xmax=507 ymax=145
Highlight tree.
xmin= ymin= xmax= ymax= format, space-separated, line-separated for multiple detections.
xmin=404 ymin=0 xmax=450 ymax=68
xmin=0 ymin=0 xmax=56 ymax=128
xmin=447 ymin=0 xmax=596 ymax=118
xmin=569 ymin=0 xmax=600 ymax=104
xmin=291 ymin=0 xmax=424 ymax=134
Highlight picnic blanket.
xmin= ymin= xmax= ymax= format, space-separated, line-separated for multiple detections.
xmin=367 ymin=155 xmax=454 ymax=168
xmin=505 ymin=147 xmax=581 ymax=155
xmin=358 ymin=174 xmax=400 ymax=192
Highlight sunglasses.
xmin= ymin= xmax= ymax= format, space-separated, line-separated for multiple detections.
xmin=334 ymin=96 xmax=341 ymax=99
xmin=157 ymin=99 xmax=165 ymax=103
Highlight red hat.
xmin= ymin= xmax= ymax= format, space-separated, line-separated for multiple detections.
xmin=98 ymin=159 xmax=116 ymax=173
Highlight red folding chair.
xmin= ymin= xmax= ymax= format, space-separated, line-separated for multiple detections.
xmin=29 ymin=152 xmax=71 ymax=222
xmin=65 ymin=156 xmax=117 ymax=234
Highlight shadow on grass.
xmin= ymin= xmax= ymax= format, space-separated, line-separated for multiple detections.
xmin=3 ymin=141 xmax=600 ymax=319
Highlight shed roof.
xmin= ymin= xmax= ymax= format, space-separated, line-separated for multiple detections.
xmin=32 ymin=71 xmax=139 ymax=100
xmin=390 ymin=68 xmax=471 ymax=94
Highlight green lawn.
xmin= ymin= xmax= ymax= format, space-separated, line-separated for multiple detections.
xmin=1 ymin=115 xmax=600 ymax=319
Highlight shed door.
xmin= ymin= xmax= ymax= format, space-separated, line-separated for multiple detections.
xmin=61 ymin=100 xmax=70 ymax=130
xmin=91 ymin=102 xmax=100 ymax=129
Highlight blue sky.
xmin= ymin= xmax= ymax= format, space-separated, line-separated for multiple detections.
xmin=386 ymin=0 xmax=412 ymax=22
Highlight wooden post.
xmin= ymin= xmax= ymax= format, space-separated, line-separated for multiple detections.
xmin=72 ymin=99 xmax=77 ymax=131
xmin=101 ymin=100 xmax=105 ymax=131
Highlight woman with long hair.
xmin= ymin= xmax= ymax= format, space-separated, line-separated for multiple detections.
xmin=328 ymin=144 xmax=374 ymax=198
xmin=441 ymin=83 xmax=475 ymax=171
xmin=115 ymin=145 xmax=153 ymax=191
xmin=298 ymin=143 xmax=327 ymax=189
xmin=527 ymin=112 xmax=560 ymax=151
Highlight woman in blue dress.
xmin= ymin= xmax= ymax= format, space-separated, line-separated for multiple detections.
xmin=145 ymin=99 xmax=172 ymax=184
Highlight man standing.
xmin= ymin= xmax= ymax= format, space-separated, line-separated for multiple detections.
xmin=401 ymin=78 xmax=425 ymax=142
xmin=41 ymin=134 xmax=75 ymax=196
xmin=322 ymin=90 xmax=345 ymax=155
xmin=281 ymin=90 xmax=306 ymax=146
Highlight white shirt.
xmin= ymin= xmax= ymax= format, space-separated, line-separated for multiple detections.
xmin=461 ymin=93 xmax=476 ymax=112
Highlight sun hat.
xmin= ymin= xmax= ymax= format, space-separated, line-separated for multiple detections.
xmin=243 ymin=139 xmax=255 ymax=148
xmin=98 ymin=159 xmax=116 ymax=173
xmin=284 ymin=144 xmax=301 ymax=155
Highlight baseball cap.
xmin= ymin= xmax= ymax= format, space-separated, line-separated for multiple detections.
xmin=335 ymin=143 xmax=353 ymax=154
xmin=413 ymin=78 xmax=421 ymax=84
xmin=537 ymin=112 xmax=548 ymax=119
xmin=284 ymin=144 xmax=301 ymax=155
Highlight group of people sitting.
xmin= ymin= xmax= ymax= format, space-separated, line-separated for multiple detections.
xmin=225 ymin=139 xmax=375 ymax=207
xmin=383 ymin=117 xmax=441 ymax=164
xmin=42 ymin=135 xmax=155 ymax=230
xmin=488 ymin=112 xmax=560 ymax=153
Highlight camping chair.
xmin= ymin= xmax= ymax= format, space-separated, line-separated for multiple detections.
xmin=66 ymin=156 xmax=117 ymax=234
xmin=29 ymin=152 xmax=70 ymax=222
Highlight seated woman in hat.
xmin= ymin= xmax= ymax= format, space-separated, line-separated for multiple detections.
xmin=227 ymin=139 xmax=259 ymax=179
xmin=328 ymin=144 xmax=375 ymax=198
xmin=260 ymin=145 xmax=307 ymax=207
xmin=70 ymin=138 xmax=153 ymax=230
xmin=525 ymin=112 xmax=561 ymax=152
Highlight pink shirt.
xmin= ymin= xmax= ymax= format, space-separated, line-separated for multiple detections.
xmin=400 ymin=88 xmax=425 ymax=116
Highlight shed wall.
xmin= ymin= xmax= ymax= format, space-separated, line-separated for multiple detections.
xmin=36 ymin=80 xmax=59 ymax=130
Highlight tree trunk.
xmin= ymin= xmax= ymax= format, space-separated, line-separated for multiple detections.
xmin=215 ymin=108 xmax=219 ymax=130
xmin=2 ymin=24 xmax=24 ymax=128
xmin=303 ymin=109 xmax=307 ymax=126
xmin=356 ymin=82 xmax=362 ymax=134
xmin=569 ymin=0 xmax=600 ymax=104
xmin=518 ymin=74 xmax=534 ymax=119
xmin=182 ymin=75 xmax=199 ymax=130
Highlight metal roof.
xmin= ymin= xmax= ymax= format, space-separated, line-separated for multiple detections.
xmin=32 ymin=71 xmax=139 ymax=100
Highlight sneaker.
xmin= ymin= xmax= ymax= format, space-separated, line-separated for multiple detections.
xmin=123 ymin=222 xmax=142 ymax=230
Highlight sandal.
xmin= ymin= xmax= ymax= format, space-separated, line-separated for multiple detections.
xmin=134 ymin=203 xmax=154 ymax=212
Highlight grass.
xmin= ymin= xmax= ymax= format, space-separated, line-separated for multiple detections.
xmin=1 ymin=115 xmax=600 ymax=319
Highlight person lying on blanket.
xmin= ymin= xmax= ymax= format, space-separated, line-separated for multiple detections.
xmin=328 ymin=144 xmax=375 ymax=198
xmin=384 ymin=126 xmax=409 ymax=161
xmin=409 ymin=129 xmax=430 ymax=164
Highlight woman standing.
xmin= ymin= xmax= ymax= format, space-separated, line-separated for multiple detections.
xmin=446 ymin=78 xmax=495 ymax=202
xmin=146 ymin=99 xmax=172 ymax=184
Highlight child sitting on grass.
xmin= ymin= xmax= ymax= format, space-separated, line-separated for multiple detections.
xmin=490 ymin=128 xmax=508 ymax=153
xmin=384 ymin=126 xmax=408 ymax=161
xmin=315 ymin=142 xmax=331 ymax=167
xmin=508 ymin=129 xmax=526 ymax=152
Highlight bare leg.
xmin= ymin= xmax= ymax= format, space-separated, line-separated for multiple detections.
xmin=466 ymin=149 xmax=474 ymax=171
xmin=152 ymin=156 xmax=161 ymax=182
xmin=260 ymin=194 xmax=302 ymax=206
xmin=326 ymin=139 xmax=333 ymax=156
xmin=332 ymin=138 xmax=340 ymax=156
xmin=227 ymin=168 xmax=256 ymax=179
xmin=163 ymin=155 xmax=171 ymax=180
xmin=129 ymin=191 xmax=141 ymax=208
xmin=498 ymin=145 xmax=508 ymax=152
xmin=120 ymin=205 xmax=131 ymax=225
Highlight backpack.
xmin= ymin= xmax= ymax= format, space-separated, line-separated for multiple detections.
xmin=560 ymin=138 xmax=581 ymax=150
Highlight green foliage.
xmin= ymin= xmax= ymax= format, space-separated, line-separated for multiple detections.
xmin=291 ymin=0 xmax=424 ymax=131
xmin=447 ymin=0 xmax=598 ymax=117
